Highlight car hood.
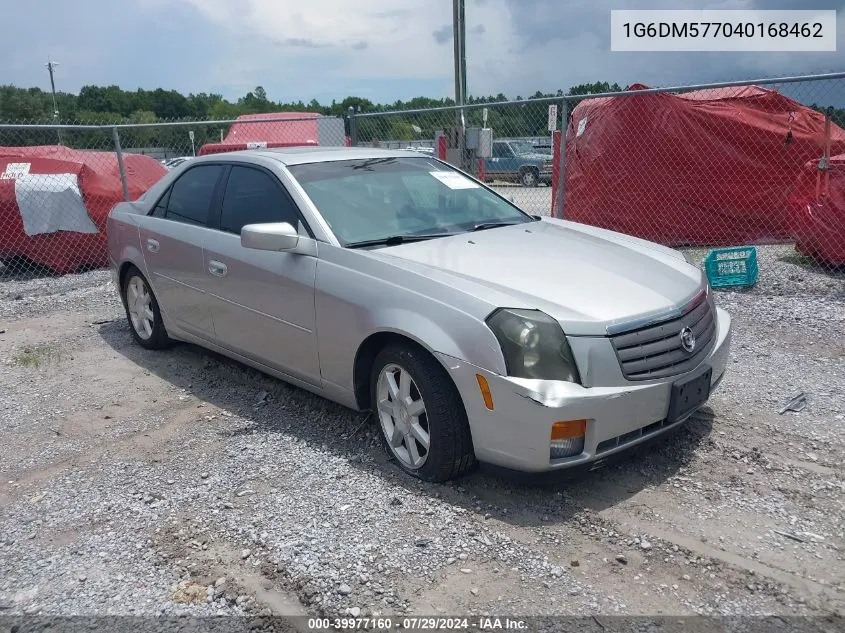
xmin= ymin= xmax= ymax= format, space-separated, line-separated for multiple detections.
xmin=374 ymin=218 xmax=705 ymax=336
xmin=518 ymin=152 xmax=552 ymax=161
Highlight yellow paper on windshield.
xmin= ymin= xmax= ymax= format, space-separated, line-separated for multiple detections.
xmin=429 ymin=171 xmax=479 ymax=190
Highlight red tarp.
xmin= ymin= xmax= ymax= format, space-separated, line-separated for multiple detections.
xmin=789 ymin=152 xmax=845 ymax=267
xmin=198 ymin=112 xmax=322 ymax=156
xmin=198 ymin=140 xmax=318 ymax=156
xmin=0 ymin=145 xmax=166 ymax=274
xmin=559 ymin=84 xmax=845 ymax=246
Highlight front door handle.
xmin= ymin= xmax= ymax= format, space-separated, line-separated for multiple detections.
xmin=146 ymin=238 xmax=160 ymax=253
xmin=208 ymin=260 xmax=228 ymax=277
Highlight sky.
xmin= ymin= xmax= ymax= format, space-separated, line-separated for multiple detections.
xmin=3 ymin=0 xmax=844 ymax=106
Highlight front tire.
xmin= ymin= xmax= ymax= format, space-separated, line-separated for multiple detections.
xmin=122 ymin=266 xmax=171 ymax=350
xmin=520 ymin=168 xmax=539 ymax=187
xmin=371 ymin=343 xmax=476 ymax=482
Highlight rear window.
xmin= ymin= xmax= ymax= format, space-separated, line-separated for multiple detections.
xmin=165 ymin=165 xmax=224 ymax=226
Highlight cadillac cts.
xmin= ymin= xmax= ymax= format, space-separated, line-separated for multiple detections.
xmin=108 ymin=147 xmax=732 ymax=482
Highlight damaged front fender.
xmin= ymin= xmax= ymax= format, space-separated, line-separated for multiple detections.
xmin=507 ymin=376 xmax=650 ymax=409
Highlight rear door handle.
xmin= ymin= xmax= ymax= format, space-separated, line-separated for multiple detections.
xmin=208 ymin=260 xmax=228 ymax=277
xmin=146 ymin=238 xmax=160 ymax=253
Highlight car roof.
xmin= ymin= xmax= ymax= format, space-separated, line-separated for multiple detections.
xmin=193 ymin=146 xmax=428 ymax=167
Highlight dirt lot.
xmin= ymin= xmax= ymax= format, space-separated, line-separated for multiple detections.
xmin=0 ymin=245 xmax=843 ymax=623
xmin=489 ymin=184 xmax=554 ymax=217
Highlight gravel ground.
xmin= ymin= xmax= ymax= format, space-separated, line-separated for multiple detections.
xmin=490 ymin=184 xmax=554 ymax=217
xmin=0 ymin=243 xmax=843 ymax=623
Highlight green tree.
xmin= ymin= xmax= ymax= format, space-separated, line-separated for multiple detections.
xmin=121 ymin=110 xmax=160 ymax=149
xmin=5 ymin=78 xmax=835 ymax=153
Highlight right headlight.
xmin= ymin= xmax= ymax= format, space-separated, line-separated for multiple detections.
xmin=486 ymin=308 xmax=581 ymax=383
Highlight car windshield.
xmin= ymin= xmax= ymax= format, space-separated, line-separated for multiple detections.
xmin=509 ymin=141 xmax=538 ymax=155
xmin=287 ymin=156 xmax=534 ymax=247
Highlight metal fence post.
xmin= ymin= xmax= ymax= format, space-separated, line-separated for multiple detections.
xmin=348 ymin=107 xmax=358 ymax=147
xmin=553 ymin=99 xmax=569 ymax=219
xmin=112 ymin=126 xmax=130 ymax=202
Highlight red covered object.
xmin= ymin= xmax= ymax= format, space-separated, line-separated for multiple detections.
xmin=224 ymin=111 xmax=321 ymax=143
xmin=0 ymin=145 xmax=166 ymax=274
xmin=788 ymin=153 xmax=845 ymax=267
xmin=558 ymin=84 xmax=845 ymax=246
xmin=198 ymin=112 xmax=350 ymax=156
xmin=199 ymin=140 xmax=318 ymax=156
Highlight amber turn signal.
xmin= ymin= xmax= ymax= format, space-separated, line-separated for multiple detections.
xmin=475 ymin=374 xmax=494 ymax=410
xmin=550 ymin=419 xmax=587 ymax=440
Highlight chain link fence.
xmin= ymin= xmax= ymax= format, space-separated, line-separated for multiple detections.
xmin=350 ymin=72 xmax=845 ymax=278
xmin=349 ymin=97 xmax=559 ymax=219
xmin=0 ymin=115 xmax=347 ymax=276
xmin=0 ymin=72 xmax=844 ymax=285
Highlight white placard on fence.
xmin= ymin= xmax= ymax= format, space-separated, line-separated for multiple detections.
xmin=548 ymin=105 xmax=558 ymax=132
xmin=1 ymin=162 xmax=31 ymax=180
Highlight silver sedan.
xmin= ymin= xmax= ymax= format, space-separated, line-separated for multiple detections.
xmin=108 ymin=147 xmax=732 ymax=482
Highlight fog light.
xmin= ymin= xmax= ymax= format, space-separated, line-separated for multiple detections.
xmin=550 ymin=420 xmax=586 ymax=459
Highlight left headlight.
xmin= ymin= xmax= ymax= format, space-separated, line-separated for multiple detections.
xmin=486 ymin=308 xmax=581 ymax=383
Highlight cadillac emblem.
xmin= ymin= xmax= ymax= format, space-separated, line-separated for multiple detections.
xmin=679 ymin=327 xmax=696 ymax=353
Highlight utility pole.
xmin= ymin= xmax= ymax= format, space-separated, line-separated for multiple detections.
xmin=452 ymin=0 xmax=467 ymax=109
xmin=45 ymin=58 xmax=63 ymax=144
xmin=452 ymin=0 xmax=467 ymax=169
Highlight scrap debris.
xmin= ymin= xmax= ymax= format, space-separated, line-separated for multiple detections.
xmin=773 ymin=530 xmax=805 ymax=543
xmin=779 ymin=392 xmax=807 ymax=414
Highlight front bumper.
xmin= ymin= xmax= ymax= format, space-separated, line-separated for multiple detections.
xmin=436 ymin=307 xmax=732 ymax=473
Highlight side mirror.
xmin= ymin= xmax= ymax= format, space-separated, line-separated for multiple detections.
xmin=241 ymin=222 xmax=300 ymax=252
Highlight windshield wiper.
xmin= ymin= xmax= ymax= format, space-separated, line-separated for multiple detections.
xmin=470 ymin=220 xmax=532 ymax=232
xmin=345 ymin=233 xmax=458 ymax=249
xmin=350 ymin=157 xmax=398 ymax=171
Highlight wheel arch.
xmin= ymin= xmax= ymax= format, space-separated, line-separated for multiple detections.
xmin=117 ymin=260 xmax=143 ymax=309
xmin=118 ymin=260 xmax=137 ymax=290
xmin=352 ymin=330 xmax=467 ymax=414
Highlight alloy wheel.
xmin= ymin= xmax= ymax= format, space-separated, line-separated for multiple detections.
xmin=375 ymin=363 xmax=431 ymax=469
xmin=126 ymin=276 xmax=154 ymax=340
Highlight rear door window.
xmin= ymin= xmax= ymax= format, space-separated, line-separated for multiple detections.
xmin=164 ymin=165 xmax=225 ymax=226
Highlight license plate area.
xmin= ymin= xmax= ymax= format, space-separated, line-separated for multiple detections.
xmin=667 ymin=366 xmax=712 ymax=423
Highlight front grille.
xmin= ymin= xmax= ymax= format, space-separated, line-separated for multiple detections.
xmin=609 ymin=291 xmax=716 ymax=381
xmin=595 ymin=372 xmax=724 ymax=455
xmin=596 ymin=418 xmax=680 ymax=455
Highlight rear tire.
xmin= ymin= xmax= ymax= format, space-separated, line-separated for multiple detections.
xmin=122 ymin=265 xmax=171 ymax=350
xmin=371 ymin=343 xmax=476 ymax=482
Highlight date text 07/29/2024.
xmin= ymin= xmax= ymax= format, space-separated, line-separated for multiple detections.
xmin=307 ymin=616 xmax=529 ymax=631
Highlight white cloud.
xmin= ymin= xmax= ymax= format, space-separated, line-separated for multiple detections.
xmin=175 ymin=0 xmax=461 ymax=81
xmin=6 ymin=0 xmax=841 ymax=106
xmin=169 ymin=0 xmax=845 ymax=103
